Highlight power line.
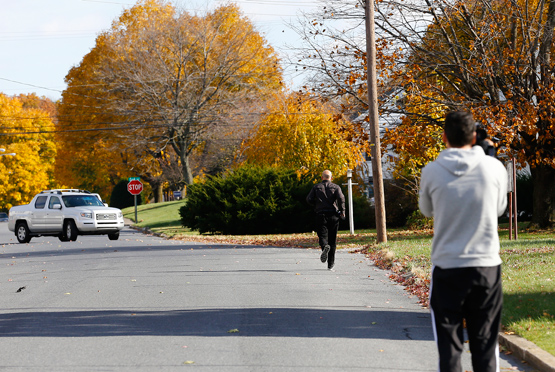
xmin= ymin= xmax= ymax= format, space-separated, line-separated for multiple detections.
xmin=0 ymin=78 xmax=63 ymax=94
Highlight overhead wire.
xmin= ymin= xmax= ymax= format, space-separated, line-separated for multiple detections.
xmin=0 ymin=0 xmax=320 ymax=128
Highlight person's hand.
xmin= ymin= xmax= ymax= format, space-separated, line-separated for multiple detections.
xmin=340 ymin=212 xmax=346 ymax=220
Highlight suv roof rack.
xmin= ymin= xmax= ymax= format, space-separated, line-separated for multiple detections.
xmin=40 ymin=189 xmax=92 ymax=195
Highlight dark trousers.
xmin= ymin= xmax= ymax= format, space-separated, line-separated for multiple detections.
xmin=430 ymin=265 xmax=503 ymax=372
xmin=316 ymin=212 xmax=339 ymax=266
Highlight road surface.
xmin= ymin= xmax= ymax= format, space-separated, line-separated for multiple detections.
xmin=0 ymin=223 xmax=535 ymax=371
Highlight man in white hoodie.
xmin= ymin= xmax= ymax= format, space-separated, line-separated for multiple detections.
xmin=419 ymin=111 xmax=508 ymax=372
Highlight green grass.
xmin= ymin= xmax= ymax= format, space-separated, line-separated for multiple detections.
xmin=374 ymin=226 xmax=555 ymax=356
xmin=122 ymin=201 xmax=555 ymax=355
xmin=121 ymin=200 xmax=195 ymax=236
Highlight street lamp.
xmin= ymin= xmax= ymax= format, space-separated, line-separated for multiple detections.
xmin=0 ymin=148 xmax=16 ymax=157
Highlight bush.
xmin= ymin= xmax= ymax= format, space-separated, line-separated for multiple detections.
xmin=406 ymin=210 xmax=433 ymax=229
xmin=110 ymin=179 xmax=143 ymax=209
xmin=180 ymin=165 xmax=314 ymax=235
xmin=338 ymin=189 xmax=375 ymax=230
xmin=516 ymin=171 xmax=533 ymax=220
xmin=383 ymin=179 xmax=419 ymax=227
xmin=362 ymin=179 xmax=419 ymax=229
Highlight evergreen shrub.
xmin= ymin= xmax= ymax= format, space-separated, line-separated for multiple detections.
xmin=383 ymin=179 xmax=418 ymax=227
xmin=364 ymin=179 xmax=419 ymax=228
xmin=110 ymin=179 xmax=143 ymax=209
xmin=516 ymin=171 xmax=533 ymax=220
xmin=180 ymin=165 xmax=315 ymax=235
xmin=338 ymin=188 xmax=375 ymax=230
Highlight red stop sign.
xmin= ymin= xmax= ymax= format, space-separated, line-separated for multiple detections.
xmin=127 ymin=180 xmax=143 ymax=195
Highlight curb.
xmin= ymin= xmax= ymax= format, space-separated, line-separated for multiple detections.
xmin=499 ymin=333 xmax=555 ymax=372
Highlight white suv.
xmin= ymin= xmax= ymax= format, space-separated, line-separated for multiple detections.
xmin=8 ymin=189 xmax=125 ymax=243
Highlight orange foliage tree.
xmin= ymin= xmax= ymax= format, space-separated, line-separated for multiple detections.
xmin=293 ymin=0 xmax=555 ymax=226
xmin=57 ymin=0 xmax=282 ymax=200
xmin=0 ymin=94 xmax=57 ymax=209
xmin=373 ymin=0 xmax=555 ymax=227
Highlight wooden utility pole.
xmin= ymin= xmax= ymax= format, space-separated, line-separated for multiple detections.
xmin=365 ymin=0 xmax=387 ymax=243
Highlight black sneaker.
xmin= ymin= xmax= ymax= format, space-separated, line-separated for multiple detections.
xmin=328 ymin=263 xmax=335 ymax=270
xmin=320 ymin=245 xmax=330 ymax=263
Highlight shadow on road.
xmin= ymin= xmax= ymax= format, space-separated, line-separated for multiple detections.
xmin=0 ymin=307 xmax=433 ymax=341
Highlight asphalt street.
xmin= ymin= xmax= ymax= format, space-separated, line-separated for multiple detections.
xmin=0 ymin=223 xmax=536 ymax=371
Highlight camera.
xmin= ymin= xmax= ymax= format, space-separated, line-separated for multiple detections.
xmin=475 ymin=126 xmax=496 ymax=157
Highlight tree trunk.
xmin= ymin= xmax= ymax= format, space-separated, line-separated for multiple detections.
xmin=181 ymin=152 xmax=194 ymax=185
xmin=155 ymin=186 xmax=164 ymax=203
xmin=529 ymin=164 xmax=555 ymax=228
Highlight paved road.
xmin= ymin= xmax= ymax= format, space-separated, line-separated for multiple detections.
xmin=0 ymin=223 xmax=535 ymax=371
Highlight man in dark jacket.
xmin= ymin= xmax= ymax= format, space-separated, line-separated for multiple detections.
xmin=306 ymin=170 xmax=345 ymax=270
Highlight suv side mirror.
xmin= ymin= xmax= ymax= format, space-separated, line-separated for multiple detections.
xmin=53 ymin=203 xmax=62 ymax=210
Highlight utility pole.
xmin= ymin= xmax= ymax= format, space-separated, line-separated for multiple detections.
xmin=365 ymin=0 xmax=387 ymax=243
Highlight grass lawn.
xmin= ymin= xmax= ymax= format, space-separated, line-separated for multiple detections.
xmin=122 ymin=200 xmax=192 ymax=236
xmin=366 ymin=225 xmax=555 ymax=357
xmin=122 ymin=201 xmax=555 ymax=356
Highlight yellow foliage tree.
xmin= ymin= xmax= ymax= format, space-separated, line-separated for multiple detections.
xmin=238 ymin=93 xmax=363 ymax=179
xmin=0 ymin=94 xmax=57 ymax=209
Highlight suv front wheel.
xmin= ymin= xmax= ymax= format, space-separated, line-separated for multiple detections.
xmin=108 ymin=232 xmax=120 ymax=240
xmin=16 ymin=222 xmax=32 ymax=244
xmin=64 ymin=220 xmax=78 ymax=241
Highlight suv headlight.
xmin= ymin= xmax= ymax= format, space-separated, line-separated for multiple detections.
xmin=118 ymin=212 xmax=123 ymax=218
xmin=80 ymin=212 xmax=93 ymax=219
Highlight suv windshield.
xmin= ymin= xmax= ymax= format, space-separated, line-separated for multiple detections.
xmin=62 ymin=195 xmax=105 ymax=208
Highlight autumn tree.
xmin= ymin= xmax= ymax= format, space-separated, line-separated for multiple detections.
xmin=57 ymin=0 xmax=282 ymax=200
xmin=292 ymin=0 xmax=555 ymax=226
xmin=238 ymin=92 xmax=364 ymax=179
xmin=56 ymin=26 xmax=137 ymax=199
xmin=97 ymin=0 xmax=282 ymax=185
xmin=370 ymin=0 xmax=555 ymax=227
xmin=0 ymin=94 xmax=57 ymax=209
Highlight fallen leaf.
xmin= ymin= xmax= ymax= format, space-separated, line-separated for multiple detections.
xmin=183 ymin=361 xmax=195 ymax=365
xmin=227 ymin=329 xmax=239 ymax=333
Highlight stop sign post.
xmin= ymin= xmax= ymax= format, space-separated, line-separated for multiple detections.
xmin=128 ymin=177 xmax=143 ymax=223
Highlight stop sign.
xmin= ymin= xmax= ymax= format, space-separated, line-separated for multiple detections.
xmin=127 ymin=179 xmax=143 ymax=195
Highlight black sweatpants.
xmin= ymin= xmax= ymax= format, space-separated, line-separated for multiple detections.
xmin=430 ymin=265 xmax=503 ymax=372
xmin=316 ymin=212 xmax=339 ymax=267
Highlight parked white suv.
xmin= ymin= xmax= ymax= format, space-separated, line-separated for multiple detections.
xmin=8 ymin=189 xmax=125 ymax=243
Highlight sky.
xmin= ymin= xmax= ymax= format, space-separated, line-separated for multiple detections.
xmin=0 ymin=0 xmax=320 ymax=101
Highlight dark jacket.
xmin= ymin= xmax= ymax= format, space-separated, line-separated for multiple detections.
xmin=306 ymin=180 xmax=346 ymax=214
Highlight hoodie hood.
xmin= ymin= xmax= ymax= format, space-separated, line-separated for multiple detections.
xmin=436 ymin=146 xmax=485 ymax=177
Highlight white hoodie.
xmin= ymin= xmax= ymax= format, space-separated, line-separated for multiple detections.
xmin=419 ymin=146 xmax=508 ymax=269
